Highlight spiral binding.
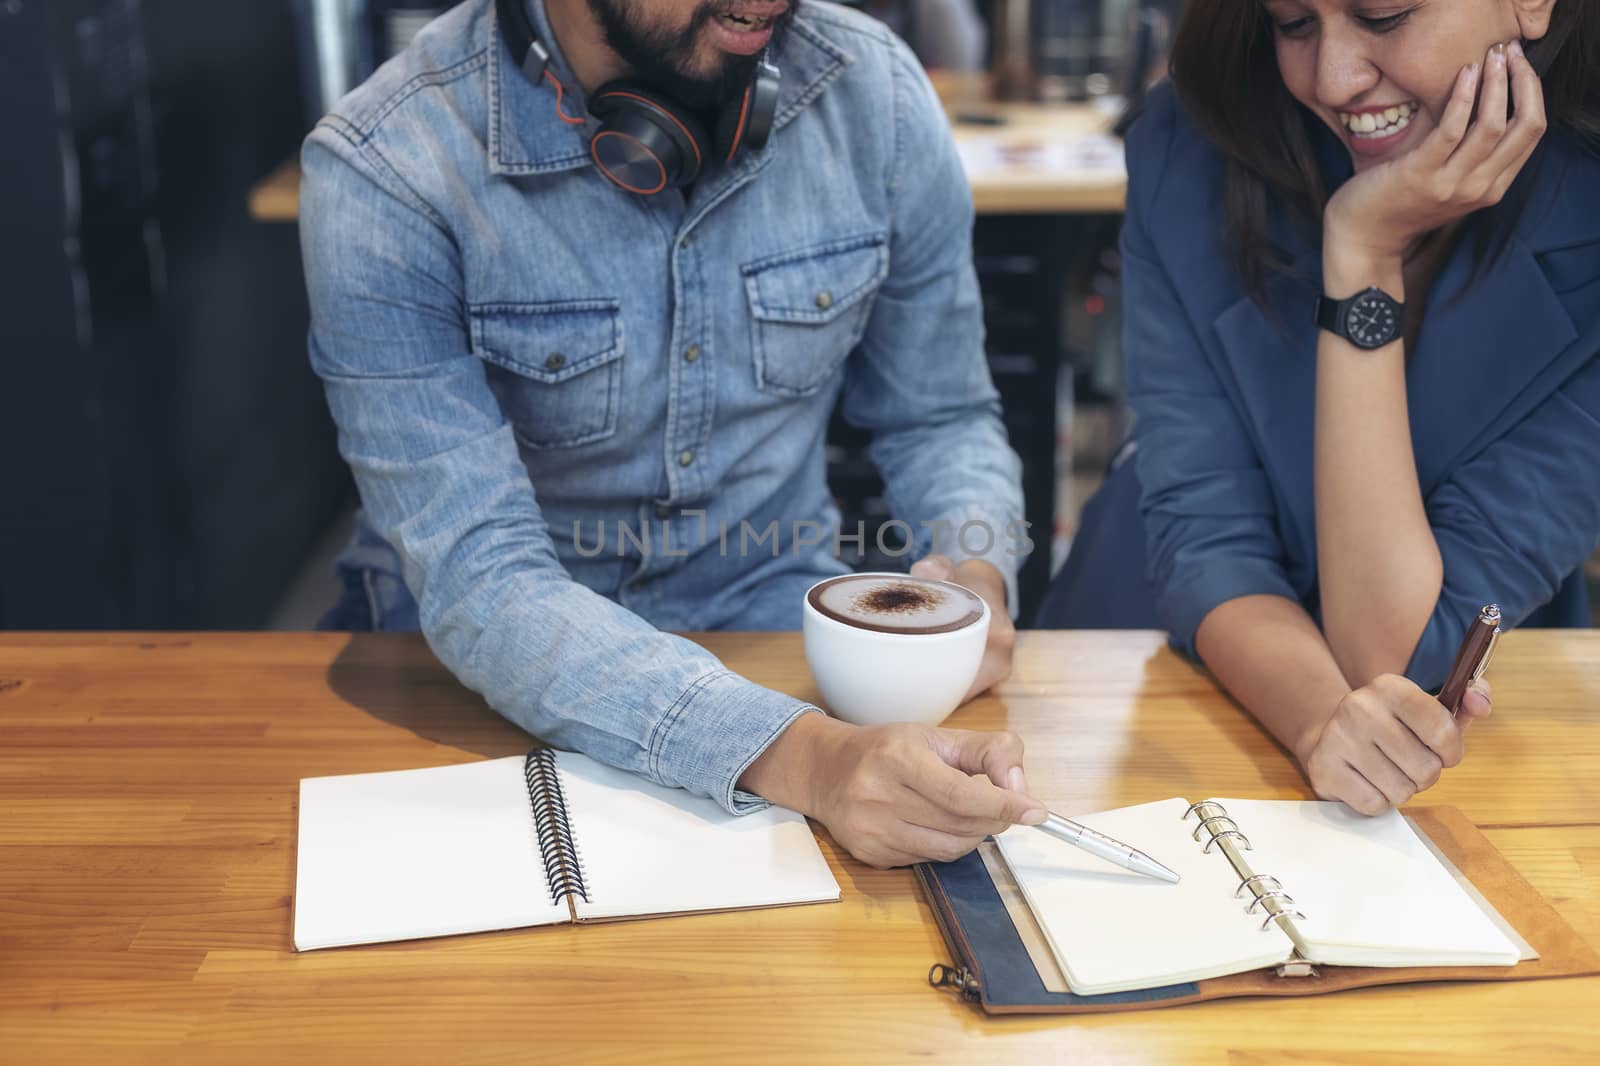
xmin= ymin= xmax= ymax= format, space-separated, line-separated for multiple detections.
xmin=1182 ymin=801 xmax=1309 ymax=934
xmin=524 ymin=749 xmax=590 ymax=906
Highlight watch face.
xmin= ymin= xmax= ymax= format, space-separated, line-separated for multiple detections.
xmin=1343 ymin=291 xmax=1400 ymax=349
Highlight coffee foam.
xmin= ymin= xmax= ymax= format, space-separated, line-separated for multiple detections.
xmin=809 ymin=575 xmax=984 ymax=634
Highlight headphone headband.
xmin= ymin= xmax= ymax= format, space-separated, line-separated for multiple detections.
xmin=497 ymin=0 xmax=547 ymax=81
xmin=494 ymin=0 xmax=780 ymax=193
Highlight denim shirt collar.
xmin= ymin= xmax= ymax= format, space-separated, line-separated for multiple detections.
xmin=487 ymin=0 xmax=852 ymax=177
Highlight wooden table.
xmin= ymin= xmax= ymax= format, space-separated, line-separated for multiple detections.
xmin=246 ymin=102 xmax=1124 ymax=222
xmin=3 ymin=630 xmax=1597 ymax=1063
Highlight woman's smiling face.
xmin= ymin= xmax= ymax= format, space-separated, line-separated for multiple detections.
xmin=1262 ymin=0 xmax=1524 ymax=170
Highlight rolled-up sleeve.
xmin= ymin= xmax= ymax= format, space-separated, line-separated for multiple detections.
xmin=1121 ymin=104 xmax=1298 ymax=656
xmin=300 ymin=123 xmax=814 ymax=813
xmin=844 ymin=45 xmax=1027 ymax=610
xmin=1406 ymin=352 xmax=1600 ymax=687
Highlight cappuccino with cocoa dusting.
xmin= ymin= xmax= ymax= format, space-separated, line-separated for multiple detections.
xmin=805 ymin=574 xmax=984 ymax=635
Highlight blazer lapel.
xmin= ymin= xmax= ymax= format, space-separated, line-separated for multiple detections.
xmin=1405 ymin=233 xmax=1577 ymax=492
xmin=1408 ymin=133 xmax=1600 ymax=492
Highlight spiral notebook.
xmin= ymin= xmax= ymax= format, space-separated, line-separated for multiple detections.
xmin=918 ymin=802 xmax=1600 ymax=1013
xmin=292 ymin=750 xmax=840 ymax=951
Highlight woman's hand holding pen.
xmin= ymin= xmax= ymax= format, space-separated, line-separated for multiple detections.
xmin=1296 ymin=675 xmax=1492 ymax=816
xmin=1322 ymin=39 xmax=1546 ymax=288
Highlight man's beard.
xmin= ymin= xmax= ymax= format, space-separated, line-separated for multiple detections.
xmin=584 ymin=0 xmax=797 ymax=110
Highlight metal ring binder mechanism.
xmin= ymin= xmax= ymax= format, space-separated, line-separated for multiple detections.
xmin=1182 ymin=802 xmax=1313 ymax=974
xmin=1245 ymin=889 xmax=1295 ymax=913
xmin=524 ymin=750 xmax=590 ymax=905
xmin=1235 ymin=873 xmax=1281 ymax=899
xmin=1184 ymin=802 xmax=1253 ymax=854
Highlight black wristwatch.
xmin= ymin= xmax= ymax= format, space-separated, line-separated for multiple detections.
xmin=1314 ymin=286 xmax=1404 ymax=350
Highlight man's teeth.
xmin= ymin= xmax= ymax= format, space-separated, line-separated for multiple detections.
xmin=1339 ymin=102 xmax=1419 ymax=138
xmin=718 ymin=12 xmax=771 ymax=29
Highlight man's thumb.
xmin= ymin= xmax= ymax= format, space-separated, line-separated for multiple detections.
xmin=934 ymin=729 xmax=1045 ymax=824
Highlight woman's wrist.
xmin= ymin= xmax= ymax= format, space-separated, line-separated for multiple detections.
xmin=1290 ymin=711 xmax=1332 ymax=767
xmin=1321 ymin=231 xmax=1406 ymax=301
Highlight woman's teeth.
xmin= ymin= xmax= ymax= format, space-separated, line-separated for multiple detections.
xmin=1339 ymin=102 xmax=1419 ymax=139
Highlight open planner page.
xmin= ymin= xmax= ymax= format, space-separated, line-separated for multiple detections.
xmin=556 ymin=752 xmax=840 ymax=922
xmin=1213 ymin=799 xmax=1520 ymax=967
xmin=294 ymin=756 xmax=567 ymax=951
xmin=995 ymin=798 xmax=1291 ymax=995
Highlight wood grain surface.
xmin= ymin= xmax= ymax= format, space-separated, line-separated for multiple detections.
xmin=2 ymin=630 xmax=1596 ymax=1063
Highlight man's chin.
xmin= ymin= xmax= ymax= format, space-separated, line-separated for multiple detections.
xmin=669 ymin=47 xmax=759 ymax=109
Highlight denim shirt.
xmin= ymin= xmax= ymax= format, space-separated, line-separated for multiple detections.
xmin=299 ymin=0 xmax=1025 ymax=813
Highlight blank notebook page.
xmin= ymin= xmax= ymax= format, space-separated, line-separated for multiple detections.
xmin=995 ymin=798 xmax=1290 ymax=995
xmin=294 ymin=756 xmax=566 ymax=951
xmin=1215 ymin=799 xmax=1520 ymax=967
xmin=557 ymin=753 xmax=841 ymax=922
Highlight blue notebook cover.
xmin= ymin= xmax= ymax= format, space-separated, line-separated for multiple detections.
xmin=917 ymin=848 xmax=1202 ymax=1013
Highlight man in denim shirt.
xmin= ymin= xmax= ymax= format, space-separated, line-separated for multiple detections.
xmin=301 ymin=0 xmax=1045 ymax=867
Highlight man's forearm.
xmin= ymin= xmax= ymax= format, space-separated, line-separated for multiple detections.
xmin=1314 ymin=250 xmax=1442 ymax=685
xmin=1194 ymin=594 xmax=1353 ymax=763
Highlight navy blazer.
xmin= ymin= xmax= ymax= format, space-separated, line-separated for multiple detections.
xmin=1043 ymin=84 xmax=1600 ymax=689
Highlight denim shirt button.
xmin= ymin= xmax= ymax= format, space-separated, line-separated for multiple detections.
xmin=544 ymin=352 xmax=566 ymax=371
xmin=677 ymin=449 xmax=695 ymax=467
xmin=814 ymin=291 xmax=833 ymax=311
xmin=654 ymin=503 xmax=672 ymax=519
xmin=684 ymin=344 xmax=701 ymax=363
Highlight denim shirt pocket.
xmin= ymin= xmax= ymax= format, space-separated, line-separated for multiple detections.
xmin=469 ymin=300 xmax=624 ymax=449
xmin=743 ymin=233 xmax=889 ymax=397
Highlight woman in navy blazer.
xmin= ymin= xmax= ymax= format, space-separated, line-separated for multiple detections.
xmin=1040 ymin=0 xmax=1600 ymax=814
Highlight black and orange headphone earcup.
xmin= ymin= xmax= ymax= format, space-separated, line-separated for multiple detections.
xmin=589 ymin=81 xmax=712 ymax=193
xmin=715 ymin=58 xmax=781 ymax=163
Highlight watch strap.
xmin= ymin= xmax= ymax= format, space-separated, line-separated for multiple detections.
xmin=1314 ymin=294 xmax=1346 ymax=333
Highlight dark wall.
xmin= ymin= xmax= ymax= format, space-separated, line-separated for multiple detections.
xmin=0 ymin=0 xmax=350 ymax=629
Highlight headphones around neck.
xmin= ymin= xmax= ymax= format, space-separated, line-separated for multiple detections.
xmin=495 ymin=0 xmax=781 ymax=194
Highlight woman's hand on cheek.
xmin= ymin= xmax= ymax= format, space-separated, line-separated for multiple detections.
xmin=1323 ymin=39 xmax=1547 ymax=277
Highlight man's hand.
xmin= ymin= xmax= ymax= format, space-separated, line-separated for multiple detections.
xmin=1296 ymin=675 xmax=1492 ymax=816
xmin=910 ymin=555 xmax=1015 ymax=702
xmin=738 ymin=713 xmax=1046 ymax=868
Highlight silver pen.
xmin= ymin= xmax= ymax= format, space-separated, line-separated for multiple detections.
xmin=1034 ymin=812 xmax=1182 ymax=884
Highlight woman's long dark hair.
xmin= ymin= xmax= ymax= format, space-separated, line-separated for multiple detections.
xmin=1169 ymin=1 xmax=1600 ymax=308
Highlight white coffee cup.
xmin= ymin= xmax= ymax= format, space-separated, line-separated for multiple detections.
xmin=801 ymin=572 xmax=991 ymax=727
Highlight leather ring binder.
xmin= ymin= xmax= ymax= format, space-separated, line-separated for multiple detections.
xmin=1235 ymin=874 xmax=1283 ymax=899
xmin=1245 ymin=890 xmax=1296 ymax=915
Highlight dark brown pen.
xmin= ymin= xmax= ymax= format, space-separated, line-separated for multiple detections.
xmin=1435 ymin=604 xmax=1502 ymax=715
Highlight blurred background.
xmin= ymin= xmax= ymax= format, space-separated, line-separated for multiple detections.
xmin=27 ymin=1 xmax=1575 ymax=636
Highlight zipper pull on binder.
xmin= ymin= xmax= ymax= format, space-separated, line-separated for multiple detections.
xmin=928 ymin=963 xmax=980 ymax=1000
